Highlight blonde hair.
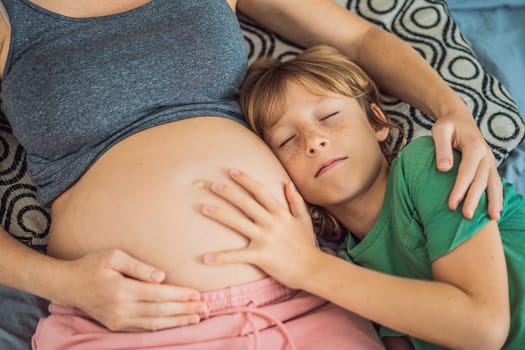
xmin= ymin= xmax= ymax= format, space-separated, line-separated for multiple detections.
xmin=240 ymin=45 xmax=405 ymax=242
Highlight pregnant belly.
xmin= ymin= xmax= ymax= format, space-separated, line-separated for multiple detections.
xmin=48 ymin=117 xmax=290 ymax=291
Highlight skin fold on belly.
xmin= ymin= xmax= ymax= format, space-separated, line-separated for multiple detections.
xmin=48 ymin=117 xmax=291 ymax=291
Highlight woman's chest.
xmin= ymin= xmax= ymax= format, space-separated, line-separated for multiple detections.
xmin=1 ymin=0 xmax=247 ymax=157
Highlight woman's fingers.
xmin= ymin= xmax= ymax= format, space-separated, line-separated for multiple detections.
xmin=447 ymin=145 xmax=482 ymax=213
xmin=459 ymin=157 xmax=502 ymax=220
xmin=104 ymin=296 xmax=205 ymax=332
xmin=431 ymin=119 xmax=455 ymax=172
xmin=62 ymin=250 xmax=209 ymax=332
xmin=106 ymin=249 xmax=166 ymax=283
xmin=121 ymin=314 xmax=202 ymax=333
xmin=432 ymin=115 xmax=502 ymax=220
xmin=485 ymin=166 xmax=503 ymax=220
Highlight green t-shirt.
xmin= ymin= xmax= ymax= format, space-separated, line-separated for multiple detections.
xmin=338 ymin=136 xmax=525 ymax=349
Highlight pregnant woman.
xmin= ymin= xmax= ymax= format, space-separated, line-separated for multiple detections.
xmin=0 ymin=0 xmax=501 ymax=348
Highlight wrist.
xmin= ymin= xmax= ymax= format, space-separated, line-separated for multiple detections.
xmin=299 ymin=249 xmax=333 ymax=290
xmin=431 ymin=90 xmax=471 ymax=121
xmin=0 ymin=230 xmax=67 ymax=300
xmin=28 ymin=254 xmax=72 ymax=303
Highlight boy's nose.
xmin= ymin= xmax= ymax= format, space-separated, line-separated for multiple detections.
xmin=307 ymin=139 xmax=327 ymax=155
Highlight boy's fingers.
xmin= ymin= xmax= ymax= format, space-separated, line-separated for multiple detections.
xmin=201 ymin=203 xmax=259 ymax=239
xmin=203 ymin=249 xmax=254 ymax=266
xmin=229 ymin=169 xmax=281 ymax=213
xmin=285 ymin=182 xmax=309 ymax=217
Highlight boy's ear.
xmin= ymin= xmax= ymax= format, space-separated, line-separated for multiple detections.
xmin=370 ymin=103 xmax=390 ymax=142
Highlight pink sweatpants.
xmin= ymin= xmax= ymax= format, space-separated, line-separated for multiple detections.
xmin=32 ymin=278 xmax=384 ymax=350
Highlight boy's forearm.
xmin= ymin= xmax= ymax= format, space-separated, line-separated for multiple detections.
xmin=302 ymin=252 xmax=499 ymax=349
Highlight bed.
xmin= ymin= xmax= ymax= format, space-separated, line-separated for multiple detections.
xmin=1 ymin=0 xmax=524 ymax=349
xmin=446 ymin=0 xmax=525 ymax=195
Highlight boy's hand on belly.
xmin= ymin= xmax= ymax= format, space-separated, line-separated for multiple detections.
xmin=200 ymin=169 xmax=320 ymax=290
xmin=54 ymin=249 xmax=208 ymax=332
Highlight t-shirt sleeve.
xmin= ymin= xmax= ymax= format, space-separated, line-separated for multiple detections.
xmin=398 ymin=136 xmax=492 ymax=262
xmin=379 ymin=325 xmax=404 ymax=338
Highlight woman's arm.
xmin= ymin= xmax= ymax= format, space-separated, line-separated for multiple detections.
xmin=0 ymin=228 xmax=206 ymax=331
xmin=201 ymin=170 xmax=509 ymax=349
xmin=235 ymin=0 xmax=502 ymax=220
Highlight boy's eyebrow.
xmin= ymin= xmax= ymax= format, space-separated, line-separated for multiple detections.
xmin=264 ymin=115 xmax=290 ymax=146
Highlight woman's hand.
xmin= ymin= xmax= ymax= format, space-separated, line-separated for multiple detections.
xmin=54 ymin=249 xmax=207 ymax=332
xmin=431 ymin=112 xmax=502 ymax=220
xmin=200 ymin=169 xmax=320 ymax=289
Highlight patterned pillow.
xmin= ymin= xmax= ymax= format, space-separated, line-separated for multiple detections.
xmin=0 ymin=114 xmax=49 ymax=251
xmin=241 ymin=0 xmax=525 ymax=161
xmin=1 ymin=0 xmax=524 ymax=249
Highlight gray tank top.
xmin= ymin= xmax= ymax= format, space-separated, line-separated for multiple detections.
xmin=0 ymin=0 xmax=248 ymax=206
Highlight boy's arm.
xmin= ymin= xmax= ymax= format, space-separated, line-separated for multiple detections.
xmin=236 ymin=0 xmax=501 ymax=219
xmin=201 ymin=170 xmax=509 ymax=349
xmin=304 ymin=221 xmax=509 ymax=349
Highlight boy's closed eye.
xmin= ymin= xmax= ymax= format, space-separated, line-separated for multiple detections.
xmin=276 ymin=111 xmax=340 ymax=148
xmin=319 ymin=111 xmax=339 ymax=122
xmin=279 ymin=135 xmax=295 ymax=148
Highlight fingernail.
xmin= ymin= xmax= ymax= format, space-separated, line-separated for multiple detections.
xmin=150 ymin=270 xmax=164 ymax=282
xmin=438 ymin=159 xmax=450 ymax=169
xmin=211 ymin=182 xmax=224 ymax=191
xmin=189 ymin=315 xmax=200 ymax=324
xmin=196 ymin=304 xmax=208 ymax=313
xmin=203 ymin=254 xmax=216 ymax=264
xmin=202 ymin=204 xmax=216 ymax=214
xmin=230 ymin=169 xmax=241 ymax=177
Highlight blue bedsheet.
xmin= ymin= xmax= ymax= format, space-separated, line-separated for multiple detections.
xmin=448 ymin=0 xmax=525 ymax=195
xmin=448 ymin=0 xmax=525 ymax=10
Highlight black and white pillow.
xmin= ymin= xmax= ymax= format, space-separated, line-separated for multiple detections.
xmin=241 ymin=0 xmax=525 ymax=162
xmin=0 ymin=0 xmax=523 ymax=249
xmin=0 ymin=116 xmax=49 ymax=251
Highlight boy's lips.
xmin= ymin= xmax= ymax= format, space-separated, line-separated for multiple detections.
xmin=315 ymin=157 xmax=348 ymax=177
